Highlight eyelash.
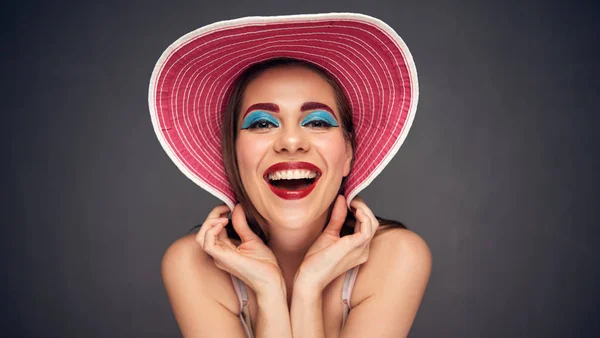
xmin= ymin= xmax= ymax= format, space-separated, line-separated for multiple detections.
xmin=245 ymin=119 xmax=278 ymax=130
xmin=301 ymin=119 xmax=334 ymax=128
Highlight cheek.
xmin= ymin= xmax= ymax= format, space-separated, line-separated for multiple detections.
xmin=313 ymin=134 xmax=349 ymax=169
xmin=235 ymin=134 xmax=271 ymax=176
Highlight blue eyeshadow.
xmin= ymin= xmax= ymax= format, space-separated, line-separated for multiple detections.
xmin=301 ymin=111 xmax=339 ymax=127
xmin=241 ymin=111 xmax=280 ymax=129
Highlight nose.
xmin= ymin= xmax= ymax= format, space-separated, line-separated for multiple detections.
xmin=273 ymin=124 xmax=310 ymax=154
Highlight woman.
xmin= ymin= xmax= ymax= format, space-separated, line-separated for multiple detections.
xmin=150 ymin=14 xmax=431 ymax=337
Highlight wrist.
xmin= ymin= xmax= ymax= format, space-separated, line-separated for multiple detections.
xmin=293 ymin=274 xmax=324 ymax=297
xmin=290 ymin=282 xmax=322 ymax=314
xmin=254 ymin=278 xmax=287 ymax=300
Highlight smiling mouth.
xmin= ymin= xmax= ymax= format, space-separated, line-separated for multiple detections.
xmin=267 ymin=174 xmax=321 ymax=191
xmin=263 ymin=162 xmax=322 ymax=200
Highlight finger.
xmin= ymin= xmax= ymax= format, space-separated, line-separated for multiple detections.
xmin=195 ymin=217 xmax=229 ymax=249
xmin=349 ymin=195 xmax=364 ymax=211
xmin=217 ymin=221 xmax=229 ymax=241
xmin=207 ymin=204 xmax=231 ymax=220
xmin=323 ymin=195 xmax=347 ymax=235
xmin=350 ymin=197 xmax=379 ymax=236
xmin=204 ymin=222 xmax=230 ymax=256
xmin=349 ymin=196 xmax=365 ymax=212
xmin=350 ymin=203 xmax=365 ymax=234
xmin=360 ymin=207 xmax=379 ymax=237
xmin=217 ymin=221 xmax=237 ymax=250
xmin=354 ymin=209 xmax=373 ymax=244
xmin=204 ymin=224 xmax=244 ymax=277
xmin=334 ymin=233 xmax=367 ymax=259
xmin=349 ymin=198 xmax=363 ymax=226
xmin=231 ymin=204 xmax=262 ymax=243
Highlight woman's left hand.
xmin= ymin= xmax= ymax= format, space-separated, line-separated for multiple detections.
xmin=294 ymin=195 xmax=380 ymax=291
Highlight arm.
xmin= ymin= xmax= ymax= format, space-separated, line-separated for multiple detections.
xmin=254 ymin=284 xmax=293 ymax=338
xmin=289 ymin=281 xmax=326 ymax=338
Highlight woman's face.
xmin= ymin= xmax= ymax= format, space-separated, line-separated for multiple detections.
xmin=236 ymin=66 xmax=352 ymax=230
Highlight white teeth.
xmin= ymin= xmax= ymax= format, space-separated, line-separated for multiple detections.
xmin=268 ymin=169 xmax=317 ymax=181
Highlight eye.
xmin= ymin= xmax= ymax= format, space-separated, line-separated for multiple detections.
xmin=246 ymin=119 xmax=278 ymax=130
xmin=241 ymin=111 xmax=280 ymax=130
xmin=303 ymin=119 xmax=333 ymax=128
xmin=301 ymin=111 xmax=339 ymax=129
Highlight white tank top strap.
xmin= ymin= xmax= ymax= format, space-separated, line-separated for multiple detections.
xmin=230 ymin=274 xmax=254 ymax=338
xmin=341 ymin=265 xmax=361 ymax=328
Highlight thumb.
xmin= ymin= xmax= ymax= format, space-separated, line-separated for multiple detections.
xmin=323 ymin=195 xmax=347 ymax=235
xmin=231 ymin=204 xmax=262 ymax=243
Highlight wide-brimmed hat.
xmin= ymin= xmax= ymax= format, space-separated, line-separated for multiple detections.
xmin=148 ymin=13 xmax=419 ymax=210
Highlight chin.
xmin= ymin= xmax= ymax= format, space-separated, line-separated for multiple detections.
xmin=257 ymin=200 xmax=331 ymax=231
xmin=264 ymin=208 xmax=319 ymax=230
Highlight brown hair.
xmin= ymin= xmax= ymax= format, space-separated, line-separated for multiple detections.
xmin=193 ymin=57 xmax=405 ymax=240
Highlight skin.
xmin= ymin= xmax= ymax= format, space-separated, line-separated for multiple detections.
xmin=161 ymin=66 xmax=432 ymax=338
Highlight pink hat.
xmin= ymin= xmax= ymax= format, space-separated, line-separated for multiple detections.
xmin=148 ymin=13 xmax=419 ymax=210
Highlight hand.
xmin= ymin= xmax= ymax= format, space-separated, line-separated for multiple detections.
xmin=195 ymin=204 xmax=284 ymax=296
xmin=295 ymin=195 xmax=380 ymax=291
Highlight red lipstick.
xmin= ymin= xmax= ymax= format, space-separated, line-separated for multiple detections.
xmin=263 ymin=162 xmax=322 ymax=200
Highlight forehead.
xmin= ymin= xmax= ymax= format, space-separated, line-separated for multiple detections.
xmin=241 ymin=66 xmax=338 ymax=112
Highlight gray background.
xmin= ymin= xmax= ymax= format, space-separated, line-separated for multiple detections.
xmin=3 ymin=0 xmax=599 ymax=337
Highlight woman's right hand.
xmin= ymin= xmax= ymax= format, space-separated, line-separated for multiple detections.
xmin=195 ymin=204 xmax=284 ymax=297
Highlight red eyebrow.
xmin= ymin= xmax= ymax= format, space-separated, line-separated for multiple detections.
xmin=301 ymin=102 xmax=335 ymax=115
xmin=243 ymin=103 xmax=280 ymax=117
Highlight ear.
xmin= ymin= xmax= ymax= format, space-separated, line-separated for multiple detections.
xmin=343 ymin=139 xmax=353 ymax=177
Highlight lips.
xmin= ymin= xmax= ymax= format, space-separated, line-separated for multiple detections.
xmin=263 ymin=161 xmax=322 ymax=200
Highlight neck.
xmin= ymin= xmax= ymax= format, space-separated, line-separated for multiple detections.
xmin=265 ymin=212 xmax=328 ymax=302
xmin=268 ymin=225 xmax=321 ymax=270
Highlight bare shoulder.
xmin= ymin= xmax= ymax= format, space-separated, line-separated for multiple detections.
xmin=161 ymin=233 xmax=243 ymax=336
xmin=161 ymin=233 xmax=213 ymax=272
xmin=373 ymin=226 xmax=432 ymax=264
xmin=351 ymin=227 xmax=432 ymax=307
